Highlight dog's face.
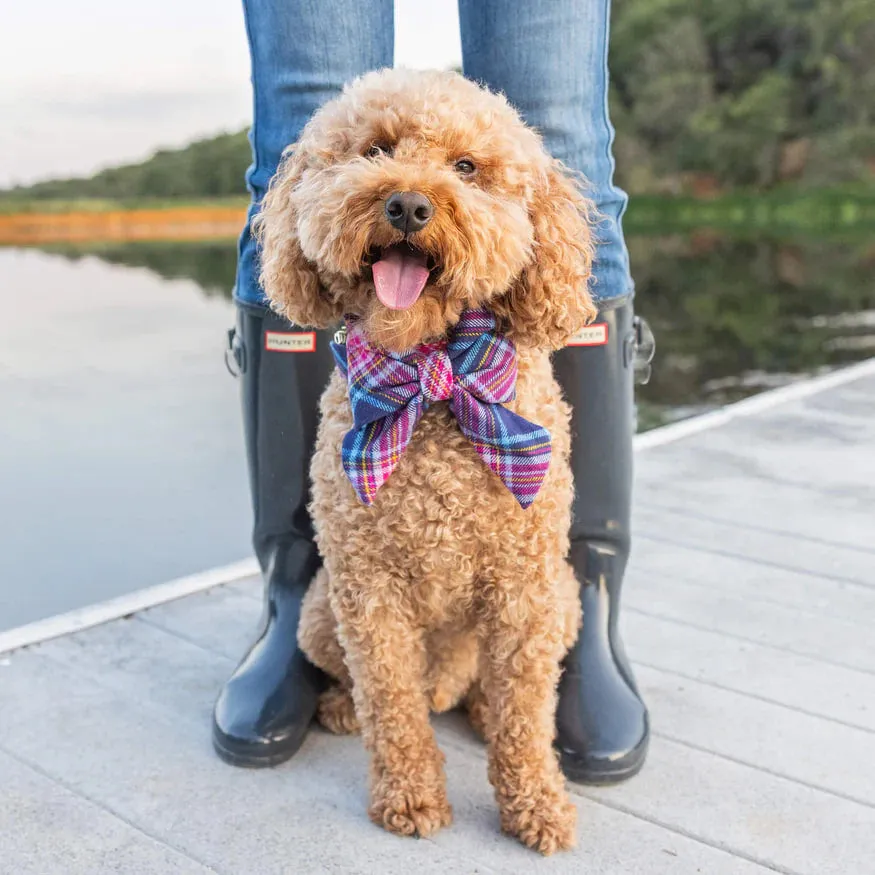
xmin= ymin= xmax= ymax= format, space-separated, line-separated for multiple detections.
xmin=257 ymin=69 xmax=597 ymax=351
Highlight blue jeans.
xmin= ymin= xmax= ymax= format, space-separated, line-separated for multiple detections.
xmin=235 ymin=0 xmax=632 ymax=308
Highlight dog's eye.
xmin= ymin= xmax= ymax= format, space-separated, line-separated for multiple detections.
xmin=366 ymin=142 xmax=392 ymax=158
xmin=454 ymin=159 xmax=476 ymax=176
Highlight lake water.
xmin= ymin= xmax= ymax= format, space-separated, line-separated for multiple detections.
xmin=1 ymin=236 xmax=872 ymax=631
xmin=1 ymin=248 xmax=250 ymax=632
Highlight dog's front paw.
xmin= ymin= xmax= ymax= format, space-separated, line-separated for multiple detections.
xmin=317 ymin=686 xmax=359 ymax=735
xmin=499 ymin=788 xmax=577 ymax=855
xmin=369 ymin=777 xmax=453 ymax=838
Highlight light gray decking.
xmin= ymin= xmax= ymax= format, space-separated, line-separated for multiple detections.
xmin=2 ymin=364 xmax=874 ymax=875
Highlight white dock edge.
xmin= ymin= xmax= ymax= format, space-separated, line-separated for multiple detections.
xmin=0 ymin=558 xmax=260 ymax=655
xmin=633 ymin=355 xmax=875 ymax=450
xmin=2 ymin=355 xmax=872 ymax=656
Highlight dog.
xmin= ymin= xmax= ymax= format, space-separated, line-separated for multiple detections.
xmin=255 ymin=68 xmax=597 ymax=855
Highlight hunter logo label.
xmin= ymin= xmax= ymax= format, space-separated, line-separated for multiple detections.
xmin=567 ymin=323 xmax=609 ymax=347
xmin=264 ymin=331 xmax=316 ymax=353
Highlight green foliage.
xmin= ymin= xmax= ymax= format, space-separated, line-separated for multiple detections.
xmin=3 ymin=0 xmax=874 ymax=200
xmin=2 ymin=132 xmax=251 ymax=201
xmin=610 ymin=0 xmax=875 ymax=191
xmin=625 ymin=188 xmax=875 ymax=232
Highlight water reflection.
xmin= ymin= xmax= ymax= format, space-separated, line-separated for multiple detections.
xmin=47 ymin=234 xmax=875 ymax=430
xmin=0 ymin=248 xmax=250 ymax=631
xmin=44 ymin=241 xmax=238 ymax=299
xmin=629 ymin=232 xmax=875 ymax=427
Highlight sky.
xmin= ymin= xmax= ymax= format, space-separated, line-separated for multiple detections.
xmin=1 ymin=0 xmax=462 ymax=187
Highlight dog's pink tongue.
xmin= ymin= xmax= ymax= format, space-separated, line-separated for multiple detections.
xmin=372 ymin=247 xmax=430 ymax=310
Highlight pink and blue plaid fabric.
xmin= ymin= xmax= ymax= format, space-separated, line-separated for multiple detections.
xmin=331 ymin=309 xmax=552 ymax=508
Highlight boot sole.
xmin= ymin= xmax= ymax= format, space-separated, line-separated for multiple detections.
xmin=212 ymin=725 xmax=307 ymax=769
xmin=559 ymin=736 xmax=649 ymax=786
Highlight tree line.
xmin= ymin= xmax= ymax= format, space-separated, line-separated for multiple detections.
xmin=5 ymin=0 xmax=873 ymax=201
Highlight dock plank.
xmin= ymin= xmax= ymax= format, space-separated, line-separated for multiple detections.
xmin=636 ymin=465 xmax=874 ymax=553
xmin=628 ymin=539 xmax=875 ymax=624
xmin=634 ymin=505 xmax=873 ymax=588
xmin=669 ymin=414 xmax=875 ymax=502
xmin=625 ymin=575 xmax=875 ymax=671
xmin=636 ymin=665 xmax=875 ymax=805
xmin=0 ymin=749 xmax=217 ymax=875
xmin=583 ymin=736 xmax=875 ymax=875
xmin=625 ymin=611 xmax=875 ymax=731
xmin=138 ymin=585 xmax=263 ymax=661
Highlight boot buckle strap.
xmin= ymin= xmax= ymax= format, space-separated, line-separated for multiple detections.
xmin=632 ymin=316 xmax=655 ymax=386
xmin=225 ymin=327 xmax=245 ymax=377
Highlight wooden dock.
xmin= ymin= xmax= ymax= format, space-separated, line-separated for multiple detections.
xmin=2 ymin=359 xmax=874 ymax=875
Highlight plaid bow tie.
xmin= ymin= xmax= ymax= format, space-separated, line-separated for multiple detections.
xmin=331 ymin=309 xmax=551 ymax=508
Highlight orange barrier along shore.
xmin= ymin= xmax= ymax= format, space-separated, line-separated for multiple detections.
xmin=0 ymin=206 xmax=248 ymax=245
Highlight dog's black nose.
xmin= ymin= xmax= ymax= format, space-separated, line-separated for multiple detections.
xmin=384 ymin=191 xmax=434 ymax=234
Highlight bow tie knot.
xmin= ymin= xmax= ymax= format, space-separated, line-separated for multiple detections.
xmin=331 ymin=309 xmax=552 ymax=508
xmin=416 ymin=344 xmax=454 ymax=404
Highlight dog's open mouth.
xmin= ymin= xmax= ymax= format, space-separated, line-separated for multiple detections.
xmin=367 ymin=242 xmax=435 ymax=311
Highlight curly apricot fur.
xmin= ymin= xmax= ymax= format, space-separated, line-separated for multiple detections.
xmin=259 ymin=69 xmax=594 ymax=855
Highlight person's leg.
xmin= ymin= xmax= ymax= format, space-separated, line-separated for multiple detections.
xmin=213 ymin=0 xmax=393 ymax=767
xmin=235 ymin=0 xmax=395 ymax=311
xmin=459 ymin=0 xmax=650 ymax=783
xmin=459 ymin=0 xmax=630 ymax=306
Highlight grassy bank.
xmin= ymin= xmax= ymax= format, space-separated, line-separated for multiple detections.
xmin=623 ymin=188 xmax=875 ymax=234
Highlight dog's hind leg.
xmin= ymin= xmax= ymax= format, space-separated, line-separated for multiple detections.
xmin=299 ymin=568 xmax=349 ymax=681
xmin=557 ymin=559 xmax=582 ymax=652
xmin=464 ymin=680 xmax=489 ymax=741
xmin=317 ymin=685 xmax=359 ymax=735
xmin=299 ymin=569 xmax=359 ymax=735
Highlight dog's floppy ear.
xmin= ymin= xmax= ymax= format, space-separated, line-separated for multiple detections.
xmin=254 ymin=147 xmax=342 ymax=328
xmin=491 ymin=161 xmax=598 ymax=350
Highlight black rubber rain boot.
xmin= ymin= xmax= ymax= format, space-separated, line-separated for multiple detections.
xmin=212 ymin=304 xmax=335 ymax=767
xmin=553 ymin=297 xmax=654 ymax=784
